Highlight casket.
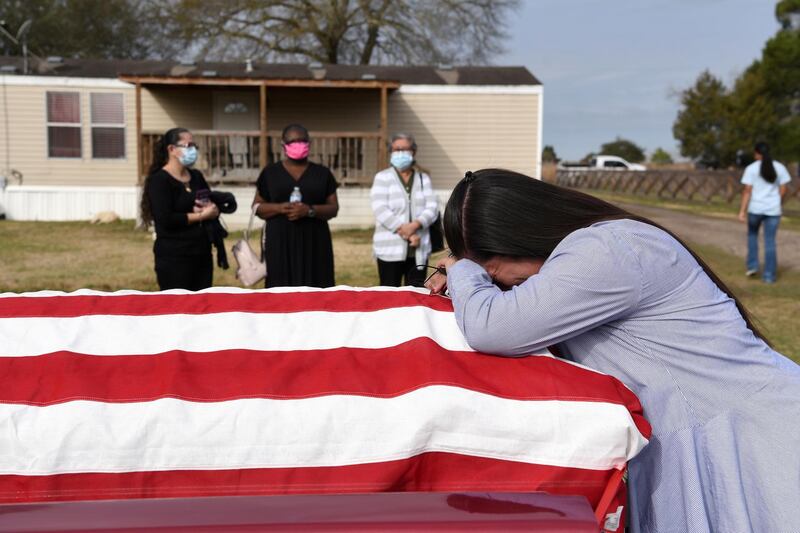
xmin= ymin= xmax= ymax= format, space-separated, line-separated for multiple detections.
xmin=0 ymin=287 xmax=650 ymax=531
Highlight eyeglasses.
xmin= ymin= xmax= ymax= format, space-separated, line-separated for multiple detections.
xmin=174 ymin=142 xmax=199 ymax=149
xmin=419 ymin=264 xmax=449 ymax=293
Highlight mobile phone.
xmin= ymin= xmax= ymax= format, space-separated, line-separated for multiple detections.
xmin=196 ymin=189 xmax=210 ymax=205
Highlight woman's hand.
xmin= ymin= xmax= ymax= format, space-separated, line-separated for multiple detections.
xmin=408 ymin=234 xmax=421 ymax=248
xmin=425 ymin=254 xmax=458 ymax=295
xmin=198 ymin=202 xmax=219 ymax=221
xmin=397 ymin=221 xmax=421 ymax=240
xmin=286 ymin=202 xmax=309 ymax=221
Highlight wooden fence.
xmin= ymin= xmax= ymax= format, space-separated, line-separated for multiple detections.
xmin=555 ymin=169 xmax=800 ymax=203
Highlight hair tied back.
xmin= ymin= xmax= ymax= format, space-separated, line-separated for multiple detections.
xmin=464 ymin=170 xmax=475 ymax=183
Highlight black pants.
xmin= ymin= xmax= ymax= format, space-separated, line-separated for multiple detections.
xmin=155 ymin=254 xmax=213 ymax=291
xmin=377 ymin=257 xmax=427 ymax=287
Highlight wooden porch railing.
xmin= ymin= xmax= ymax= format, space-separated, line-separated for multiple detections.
xmin=556 ymin=168 xmax=800 ymax=203
xmin=141 ymin=130 xmax=382 ymax=186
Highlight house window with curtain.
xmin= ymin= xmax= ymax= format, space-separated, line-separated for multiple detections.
xmin=46 ymin=92 xmax=81 ymax=158
xmin=90 ymin=93 xmax=125 ymax=159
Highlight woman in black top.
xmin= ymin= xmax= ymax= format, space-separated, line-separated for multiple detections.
xmin=253 ymin=124 xmax=339 ymax=287
xmin=141 ymin=127 xmax=220 ymax=290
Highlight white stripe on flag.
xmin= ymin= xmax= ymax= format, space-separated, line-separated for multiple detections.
xmin=0 ymin=386 xmax=648 ymax=475
xmin=0 ymin=308 xmax=473 ymax=357
xmin=0 ymin=286 xmax=432 ymax=299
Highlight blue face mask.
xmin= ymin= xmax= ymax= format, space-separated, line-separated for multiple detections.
xmin=179 ymin=146 xmax=198 ymax=167
xmin=390 ymin=150 xmax=414 ymax=171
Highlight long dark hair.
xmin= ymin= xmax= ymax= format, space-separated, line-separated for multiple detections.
xmin=444 ymin=168 xmax=769 ymax=344
xmin=140 ymin=127 xmax=189 ymax=227
xmin=755 ymin=142 xmax=777 ymax=183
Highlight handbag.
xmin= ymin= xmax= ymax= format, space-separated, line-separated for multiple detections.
xmin=420 ymin=171 xmax=445 ymax=253
xmin=231 ymin=204 xmax=267 ymax=287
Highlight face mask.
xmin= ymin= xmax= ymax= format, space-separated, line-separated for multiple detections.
xmin=284 ymin=141 xmax=310 ymax=161
xmin=179 ymin=146 xmax=198 ymax=167
xmin=390 ymin=150 xmax=414 ymax=170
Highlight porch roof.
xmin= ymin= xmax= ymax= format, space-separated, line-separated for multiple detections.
xmin=0 ymin=56 xmax=541 ymax=88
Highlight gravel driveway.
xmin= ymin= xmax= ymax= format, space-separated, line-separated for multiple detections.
xmin=618 ymin=203 xmax=800 ymax=271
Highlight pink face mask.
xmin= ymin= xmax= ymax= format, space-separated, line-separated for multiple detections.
xmin=284 ymin=141 xmax=310 ymax=160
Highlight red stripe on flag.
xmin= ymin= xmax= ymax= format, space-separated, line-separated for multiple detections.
xmin=0 ymin=452 xmax=615 ymax=505
xmin=0 ymin=339 xmax=650 ymax=439
xmin=0 ymin=290 xmax=454 ymax=318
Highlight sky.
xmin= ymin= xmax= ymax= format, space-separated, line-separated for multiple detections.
xmin=500 ymin=0 xmax=779 ymax=161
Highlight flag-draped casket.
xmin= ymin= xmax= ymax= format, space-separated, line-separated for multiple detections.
xmin=0 ymin=287 xmax=649 ymax=526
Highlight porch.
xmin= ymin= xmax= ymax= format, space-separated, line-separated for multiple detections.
xmin=140 ymin=130 xmax=381 ymax=186
xmin=126 ymin=76 xmax=401 ymax=188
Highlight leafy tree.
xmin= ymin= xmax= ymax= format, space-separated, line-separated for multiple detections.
xmin=724 ymin=62 xmax=779 ymax=160
xmin=599 ymin=137 xmax=646 ymax=163
xmin=164 ymin=0 xmax=520 ymax=64
xmin=650 ymin=148 xmax=674 ymax=165
xmin=541 ymin=145 xmax=559 ymax=163
xmin=580 ymin=152 xmax=597 ymax=164
xmin=0 ymin=0 xmax=171 ymax=60
xmin=776 ymin=0 xmax=800 ymax=30
xmin=758 ymin=22 xmax=800 ymax=160
xmin=672 ymin=71 xmax=730 ymax=167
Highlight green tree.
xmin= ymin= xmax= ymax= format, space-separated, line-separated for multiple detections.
xmin=759 ymin=22 xmax=800 ymax=160
xmin=599 ymin=137 xmax=646 ymax=163
xmin=776 ymin=0 xmax=800 ymax=30
xmin=541 ymin=145 xmax=558 ymax=163
xmin=650 ymin=148 xmax=674 ymax=165
xmin=724 ymin=62 xmax=779 ymax=159
xmin=0 ymin=0 xmax=171 ymax=60
xmin=166 ymin=0 xmax=520 ymax=65
xmin=672 ymin=70 xmax=730 ymax=167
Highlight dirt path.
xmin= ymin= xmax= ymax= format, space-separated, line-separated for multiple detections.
xmin=618 ymin=203 xmax=800 ymax=270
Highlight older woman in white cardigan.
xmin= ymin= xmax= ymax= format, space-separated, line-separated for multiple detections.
xmin=370 ymin=133 xmax=439 ymax=287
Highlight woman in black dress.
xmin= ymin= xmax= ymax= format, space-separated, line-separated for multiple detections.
xmin=141 ymin=127 xmax=220 ymax=290
xmin=252 ymin=124 xmax=339 ymax=287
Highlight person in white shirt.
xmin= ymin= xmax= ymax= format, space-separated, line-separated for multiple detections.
xmin=738 ymin=142 xmax=793 ymax=283
xmin=370 ymin=133 xmax=439 ymax=286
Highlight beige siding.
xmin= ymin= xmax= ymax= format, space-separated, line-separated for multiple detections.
xmin=0 ymin=82 xmax=137 ymax=186
xmin=388 ymin=91 xmax=541 ymax=189
xmin=141 ymin=86 xmax=214 ymax=132
xmin=141 ymin=86 xmax=381 ymax=133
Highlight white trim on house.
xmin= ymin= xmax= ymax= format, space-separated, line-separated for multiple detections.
xmin=537 ymin=86 xmax=544 ymax=179
xmin=0 ymin=75 xmax=133 ymax=89
xmin=397 ymin=85 xmax=542 ymax=95
xmin=0 ymin=185 xmax=451 ymax=229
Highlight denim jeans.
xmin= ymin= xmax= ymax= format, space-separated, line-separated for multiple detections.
xmin=747 ymin=213 xmax=781 ymax=282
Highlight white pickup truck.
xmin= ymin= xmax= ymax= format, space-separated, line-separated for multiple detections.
xmin=558 ymin=155 xmax=647 ymax=171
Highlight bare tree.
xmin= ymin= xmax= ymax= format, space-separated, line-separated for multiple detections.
xmin=165 ymin=0 xmax=520 ymax=65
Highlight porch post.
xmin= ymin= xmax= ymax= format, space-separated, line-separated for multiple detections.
xmin=379 ymin=84 xmax=388 ymax=167
xmin=135 ymin=82 xmax=143 ymax=184
xmin=260 ymin=83 xmax=268 ymax=169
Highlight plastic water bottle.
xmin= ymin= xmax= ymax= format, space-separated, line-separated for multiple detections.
xmin=289 ymin=186 xmax=302 ymax=204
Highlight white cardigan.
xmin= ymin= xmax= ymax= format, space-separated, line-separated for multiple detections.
xmin=370 ymin=167 xmax=439 ymax=264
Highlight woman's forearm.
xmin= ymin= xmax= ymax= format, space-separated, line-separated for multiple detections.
xmin=255 ymin=202 xmax=288 ymax=220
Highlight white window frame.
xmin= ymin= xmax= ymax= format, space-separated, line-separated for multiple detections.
xmin=90 ymin=92 xmax=126 ymax=160
xmin=45 ymin=91 xmax=82 ymax=159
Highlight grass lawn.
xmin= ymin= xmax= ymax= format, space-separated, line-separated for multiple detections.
xmin=0 ymin=219 xmax=797 ymax=362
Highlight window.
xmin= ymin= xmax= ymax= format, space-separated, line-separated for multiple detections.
xmin=91 ymin=93 xmax=125 ymax=159
xmin=603 ymin=160 xmax=627 ymax=168
xmin=46 ymin=92 xmax=81 ymax=158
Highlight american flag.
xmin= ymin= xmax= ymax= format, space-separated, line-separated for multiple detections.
xmin=0 ymin=287 xmax=649 ymax=520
